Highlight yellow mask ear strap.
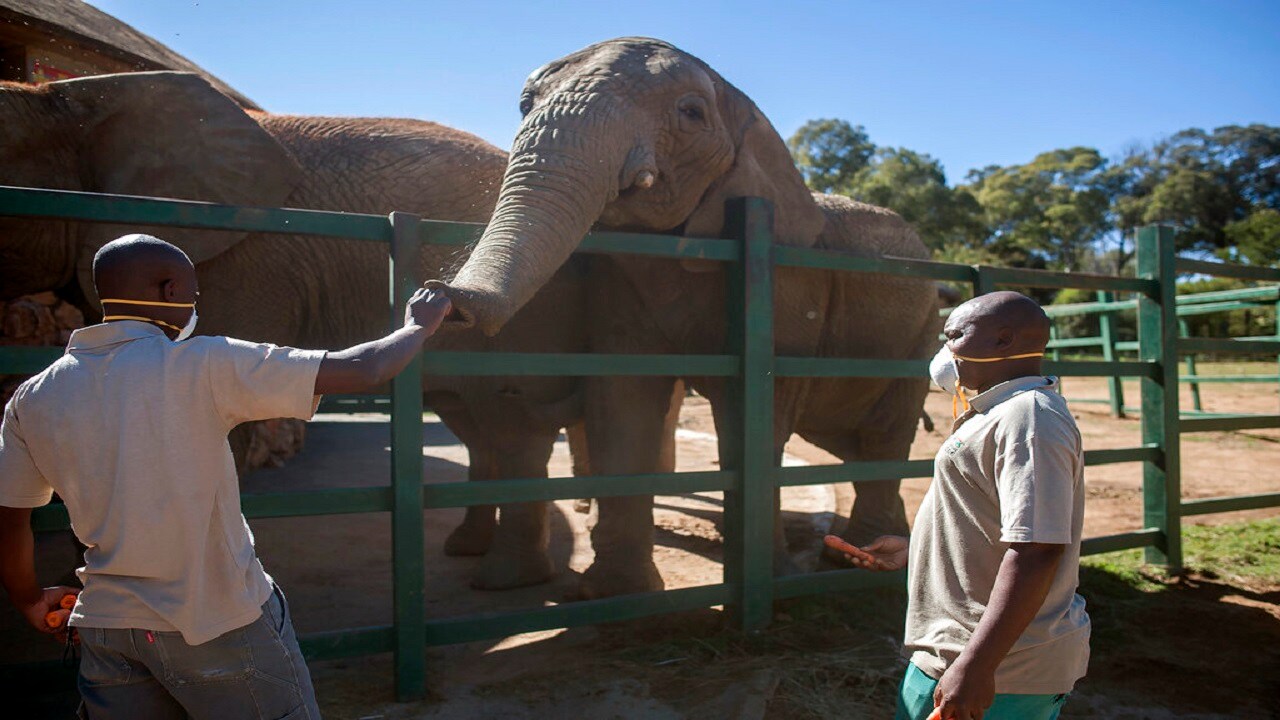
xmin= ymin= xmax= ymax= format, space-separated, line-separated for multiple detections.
xmin=102 ymin=315 xmax=183 ymax=332
xmin=952 ymin=352 xmax=1045 ymax=362
xmin=100 ymin=298 xmax=195 ymax=309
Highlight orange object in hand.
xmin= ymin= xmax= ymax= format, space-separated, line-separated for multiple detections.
xmin=822 ymin=534 xmax=876 ymax=565
xmin=44 ymin=593 xmax=77 ymax=628
xmin=927 ymin=709 xmax=942 ymax=720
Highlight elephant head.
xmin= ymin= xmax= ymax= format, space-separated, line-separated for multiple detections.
xmin=429 ymin=37 xmax=826 ymax=336
xmin=0 ymin=71 xmax=300 ymax=305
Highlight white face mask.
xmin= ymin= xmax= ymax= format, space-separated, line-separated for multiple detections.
xmin=175 ymin=307 xmax=198 ymax=342
xmin=929 ymin=344 xmax=960 ymax=396
xmin=929 ymin=344 xmax=972 ymax=418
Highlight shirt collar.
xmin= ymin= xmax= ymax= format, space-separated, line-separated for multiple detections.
xmin=968 ymin=375 xmax=1058 ymax=414
xmin=66 ymin=320 xmax=168 ymax=353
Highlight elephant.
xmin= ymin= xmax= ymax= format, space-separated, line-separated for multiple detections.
xmin=0 ymin=70 xmax=662 ymax=591
xmin=429 ymin=38 xmax=942 ymax=599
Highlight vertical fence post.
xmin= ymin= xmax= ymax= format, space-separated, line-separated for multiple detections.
xmin=721 ymin=197 xmax=776 ymax=633
xmin=388 ymin=211 xmax=427 ymax=700
xmin=1097 ymin=290 xmax=1125 ymax=417
xmin=1179 ymin=318 xmax=1203 ymax=412
xmin=1136 ymin=225 xmax=1182 ymax=571
xmin=973 ymin=266 xmax=997 ymax=297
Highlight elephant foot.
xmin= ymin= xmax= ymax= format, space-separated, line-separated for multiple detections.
xmin=443 ymin=516 xmax=496 ymax=557
xmin=573 ymin=559 xmax=664 ymax=600
xmin=470 ymin=548 xmax=555 ymax=591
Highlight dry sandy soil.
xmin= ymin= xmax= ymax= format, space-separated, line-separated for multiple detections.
xmin=4 ymin=375 xmax=1277 ymax=718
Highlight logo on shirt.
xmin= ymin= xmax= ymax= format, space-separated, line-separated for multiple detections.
xmin=944 ymin=438 xmax=965 ymax=456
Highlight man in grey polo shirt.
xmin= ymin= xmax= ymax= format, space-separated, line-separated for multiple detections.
xmin=844 ymin=291 xmax=1089 ymax=720
xmin=0 ymin=234 xmax=452 ymax=719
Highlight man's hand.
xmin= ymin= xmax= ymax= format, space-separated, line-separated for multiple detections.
xmin=17 ymin=586 xmax=79 ymax=642
xmin=844 ymin=535 xmax=909 ymax=571
xmin=316 ymin=287 xmax=454 ymax=395
xmin=404 ymin=288 xmax=452 ymax=335
xmin=932 ymin=659 xmax=995 ymax=720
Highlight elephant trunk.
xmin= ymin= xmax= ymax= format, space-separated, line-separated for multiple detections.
xmin=429 ymin=99 xmax=628 ymax=336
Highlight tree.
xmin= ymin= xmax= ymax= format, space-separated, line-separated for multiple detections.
xmin=844 ymin=147 xmax=986 ymax=251
xmin=962 ymin=148 xmax=1111 ymax=271
xmin=1109 ymin=125 xmax=1280 ymax=257
xmin=786 ymin=119 xmax=874 ymax=193
xmin=786 ymin=122 xmax=985 ymax=252
xmin=1224 ymin=208 xmax=1280 ymax=266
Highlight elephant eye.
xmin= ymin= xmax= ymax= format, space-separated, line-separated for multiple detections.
xmin=676 ymin=95 xmax=711 ymax=131
xmin=519 ymin=93 xmax=535 ymax=118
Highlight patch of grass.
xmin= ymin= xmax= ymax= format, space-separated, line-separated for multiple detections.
xmin=1082 ymin=518 xmax=1280 ymax=590
xmin=1081 ymin=550 xmax=1169 ymax=593
xmin=1079 ymin=518 xmax=1280 ymax=646
xmin=1183 ymin=519 xmax=1280 ymax=584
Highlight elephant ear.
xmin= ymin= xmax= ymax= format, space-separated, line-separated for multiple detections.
xmin=681 ymin=73 xmax=827 ymax=268
xmin=54 ymin=72 xmax=302 ymax=304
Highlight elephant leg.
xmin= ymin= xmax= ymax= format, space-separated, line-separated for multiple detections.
xmin=808 ymin=380 xmax=925 ymax=557
xmin=470 ymin=435 xmax=558 ymax=590
xmin=702 ymin=378 xmax=804 ymax=577
xmin=434 ymin=396 xmax=499 ymax=557
xmin=442 ymin=445 xmax=500 ymax=557
xmin=576 ymin=375 xmax=677 ymax=600
xmin=571 ymin=379 xmax=679 ymax=517
xmin=659 ymin=379 xmax=683 ymax=473
xmin=566 ymin=422 xmax=594 ymax=514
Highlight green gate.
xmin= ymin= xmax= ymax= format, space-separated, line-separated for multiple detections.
xmin=2 ymin=187 xmax=1278 ymax=700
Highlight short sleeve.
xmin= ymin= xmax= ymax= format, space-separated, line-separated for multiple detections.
xmin=0 ymin=400 xmax=54 ymax=508
xmin=993 ymin=399 xmax=1081 ymax=545
xmin=202 ymin=337 xmax=326 ymax=427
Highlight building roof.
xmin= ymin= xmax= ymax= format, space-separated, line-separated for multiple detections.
xmin=0 ymin=0 xmax=259 ymax=109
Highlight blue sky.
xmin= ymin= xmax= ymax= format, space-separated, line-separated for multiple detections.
xmin=93 ymin=0 xmax=1280 ymax=183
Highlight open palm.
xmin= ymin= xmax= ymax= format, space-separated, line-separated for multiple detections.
xmin=851 ymin=535 xmax=910 ymax=571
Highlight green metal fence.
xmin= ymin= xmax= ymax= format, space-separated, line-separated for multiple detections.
xmin=1035 ymin=284 xmax=1280 ymax=415
xmin=2 ymin=187 xmax=1279 ymax=700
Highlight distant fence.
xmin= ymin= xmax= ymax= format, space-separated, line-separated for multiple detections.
xmin=2 ymin=185 xmax=1278 ymax=700
xmin=1034 ymin=286 xmax=1280 ymax=415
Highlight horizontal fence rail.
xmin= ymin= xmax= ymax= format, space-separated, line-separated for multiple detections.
xmin=2 ymin=186 xmax=1278 ymax=698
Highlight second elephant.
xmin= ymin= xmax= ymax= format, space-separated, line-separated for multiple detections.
xmin=0 ymin=70 xmax=612 ymax=590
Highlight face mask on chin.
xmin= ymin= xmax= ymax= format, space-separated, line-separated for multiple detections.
xmin=100 ymin=298 xmax=197 ymax=341
xmin=928 ymin=344 xmax=1047 ymax=418
xmin=174 ymin=307 xmax=198 ymax=342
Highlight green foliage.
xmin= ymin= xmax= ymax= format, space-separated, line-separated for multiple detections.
xmin=787 ymin=121 xmax=984 ymax=252
xmin=787 ymin=119 xmax=874 ymax=194
xmin=1177 ymin=277 xmax=1276 ymax=339
xmin=785 ymin=119 xmax=1280 ymax=279
xmin=964 ymin=147 xmax=1111 ymax=271
xmin=1223 ymin=208 xmax=1280 ymax=266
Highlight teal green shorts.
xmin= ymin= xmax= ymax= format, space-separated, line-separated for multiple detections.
xmin=895 ymin=662 xmax=1069 ymax=720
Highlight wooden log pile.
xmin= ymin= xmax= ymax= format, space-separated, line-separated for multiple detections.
xmin=0 ymin=293 xmax=305 ymax=472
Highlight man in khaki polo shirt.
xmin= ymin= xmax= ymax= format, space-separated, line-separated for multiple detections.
xmin=844 ymin=291 xmax=1089 ymax=720
xmin=0 ymin=234 xmax=452 ymax=719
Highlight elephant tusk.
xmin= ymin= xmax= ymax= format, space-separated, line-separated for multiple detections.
xmin=635 ymin=169 xmax=656 ymax=189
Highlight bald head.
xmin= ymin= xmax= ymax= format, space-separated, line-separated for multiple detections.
xmin=943 ymin=291 xmax=1052 ymax=392
xmin=93 ymin=234 xmax=194 ymax=300
xmin=94 ymin=234 xmax=198 ymax=339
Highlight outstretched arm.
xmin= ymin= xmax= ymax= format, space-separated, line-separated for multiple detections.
xmin=313 ymin=288 xmax=452 ymax=395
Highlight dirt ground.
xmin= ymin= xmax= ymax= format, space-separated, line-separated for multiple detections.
xmin=3 ymin=374 xmax=1277 ymax=718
